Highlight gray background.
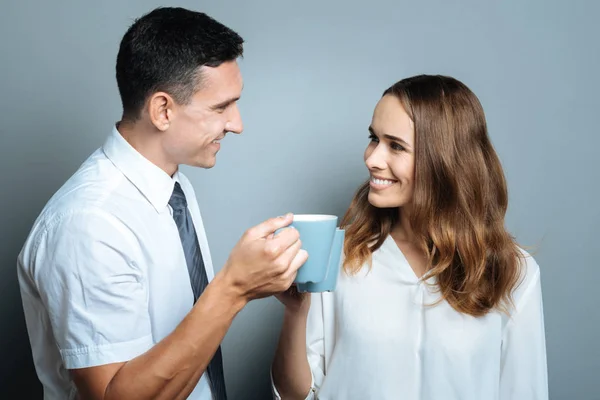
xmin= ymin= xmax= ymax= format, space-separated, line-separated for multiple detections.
xmin=1 ymin=0 xmax=598 ymax=399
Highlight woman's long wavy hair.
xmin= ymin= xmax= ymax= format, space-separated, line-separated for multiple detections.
xmin=340 ymin=75 xmax=523 ymax=317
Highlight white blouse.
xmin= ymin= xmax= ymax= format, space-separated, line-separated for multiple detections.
xmin=273 ymin=235 xmax=548 ymax=400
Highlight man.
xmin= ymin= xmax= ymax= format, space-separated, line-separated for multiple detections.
xmin=17 ymin=7 xmax=307 ymax=400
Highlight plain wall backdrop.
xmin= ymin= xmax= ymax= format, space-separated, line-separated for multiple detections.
xmin=1 ymin=0 xmax=598 ymax=399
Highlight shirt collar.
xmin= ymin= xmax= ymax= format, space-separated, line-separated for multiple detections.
xmin=102 ymin=124 xmax=179 ymax=213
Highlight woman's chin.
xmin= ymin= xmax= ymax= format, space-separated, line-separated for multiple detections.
xmin=368 ymin=193 xmax=394 ymax=209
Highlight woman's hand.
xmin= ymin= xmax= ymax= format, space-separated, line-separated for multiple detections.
xmin=275 ymin=285 xmax=311 ymax=315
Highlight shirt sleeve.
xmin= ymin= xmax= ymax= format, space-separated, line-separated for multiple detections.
xmin=306 ymin=292 xmax=327 ymax=390
xmin=499 ymin=265 xmax=549 ymax=399
xmin=33 ymin=209 xmax=154 ymax=369
xmin=271 ymin=292 xmax=327 ymax=400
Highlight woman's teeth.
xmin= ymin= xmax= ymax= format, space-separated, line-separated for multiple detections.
xmin=371 ymin=178 xmax=395 ymax=185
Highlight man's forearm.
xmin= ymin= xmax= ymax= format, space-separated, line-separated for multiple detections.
xmin=272 ymin=309 xmax=313 ymax=400
xmin=104 ymin=273 xmax=245 ymax=400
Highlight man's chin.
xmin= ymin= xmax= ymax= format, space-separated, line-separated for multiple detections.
xmin=184 ymin=157 xmax=216 ymax=170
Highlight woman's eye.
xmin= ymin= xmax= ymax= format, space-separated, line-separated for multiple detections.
xmin=368 ymin=133 xmax=379 ymax=143
xmin=391 ymin=142 xmax=406 ymax=152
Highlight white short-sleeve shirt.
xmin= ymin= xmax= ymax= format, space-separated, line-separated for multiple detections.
xmin=18 ymin=126 xmax=215 ymax=400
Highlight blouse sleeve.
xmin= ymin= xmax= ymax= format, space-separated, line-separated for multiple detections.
xmin=499 ymin=262 xmax=549 ymax=400
xmin=306 ymin=291 xmax=327 ymax=392
xmin=271 ymin=291 xmax=328 ymax=400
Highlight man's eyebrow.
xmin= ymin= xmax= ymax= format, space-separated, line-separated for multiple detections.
xmin=210 ymin=96 xmax=240 ymax=110
xmin=368 ymin=126 xmax=411 ymax=147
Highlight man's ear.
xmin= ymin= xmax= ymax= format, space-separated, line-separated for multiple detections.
xmin=147 ymin=92 xmax=175 ymax=131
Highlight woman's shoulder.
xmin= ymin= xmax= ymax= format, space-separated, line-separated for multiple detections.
xmin=517 ymin=247 xmax=541 ymax=277
xmin=511 ymin=247 xmax=543 ymax=305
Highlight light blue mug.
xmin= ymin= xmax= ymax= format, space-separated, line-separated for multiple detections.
xmin=296 ymin=228 xmax=345 ymax=293
xmin=288 ymin=214 xmax=344 ymax=292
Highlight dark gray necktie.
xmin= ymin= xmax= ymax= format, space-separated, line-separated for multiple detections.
xmin=169 ymin=182 xmax=227 ymax=400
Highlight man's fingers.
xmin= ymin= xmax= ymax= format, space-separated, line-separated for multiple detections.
xmin=279 ymin=244 xmax=308 ymax=275
xmin=271 ymin=225 xmax=300 ymax=249
xmin=290 ymin=249 xmax=309 ymax=273
xmin=262 ymin=226 xmax=300 ymax=260
xmin=249 ymin=213 xmax=293 ymax=239
xmin=280 ymin=248 xmax=309 ymax=284
xmin=274 ymin=239 xmax=303 ymax=271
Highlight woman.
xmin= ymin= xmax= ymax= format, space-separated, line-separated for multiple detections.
xmin=271 ymin=75 xmax=548 ymax=400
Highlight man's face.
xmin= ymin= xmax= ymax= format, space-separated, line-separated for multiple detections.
xmin=164 ymin=60 xmax=244 ymax=169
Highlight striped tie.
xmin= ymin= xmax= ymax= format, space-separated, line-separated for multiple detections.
xmin=169 ymin=182 xmax=227 ymax=400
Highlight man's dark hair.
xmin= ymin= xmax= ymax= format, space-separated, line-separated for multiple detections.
xmin=116 ymin=7 xmax=244 ymax=121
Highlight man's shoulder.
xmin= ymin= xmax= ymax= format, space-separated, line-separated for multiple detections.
xmin=20 ymin=150 xmax=130 ymax=251
xmin=18 ymin=198 xmax=140 ymax=282
xmin=46 ymin=151 xmax=125 ymax=212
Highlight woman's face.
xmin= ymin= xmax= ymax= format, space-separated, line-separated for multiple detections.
xmin=364 ymin=94 xmax=416 ymax=209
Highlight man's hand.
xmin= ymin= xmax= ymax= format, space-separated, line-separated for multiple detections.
xmin=221 ymin=213 xmax=309 ymax=302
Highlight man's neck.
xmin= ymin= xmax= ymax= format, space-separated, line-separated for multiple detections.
xmin=116 ymin=120 xmax=178 ymax=177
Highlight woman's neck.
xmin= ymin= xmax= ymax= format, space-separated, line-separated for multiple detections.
xmin=392 ymin=206 xmax=416 ymax=243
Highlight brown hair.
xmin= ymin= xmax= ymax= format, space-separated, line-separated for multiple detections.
xmin=340 ymin=75 xmax=523 ymax=317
